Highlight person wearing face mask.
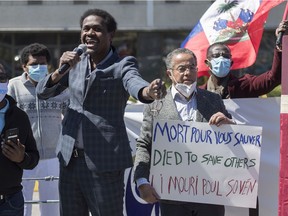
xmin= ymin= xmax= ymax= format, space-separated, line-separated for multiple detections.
xmin=200 ymin=20 xmax=288 ymax=216
xmin=7 ymin=43 xmax=70 ymax=216
xmin=199 ymin=20 xmax=288 ymax=99
xmin=133 ymin=48 xmax=235 ymax=216
xmin=0 ymin=63 xmax=39 ymax=216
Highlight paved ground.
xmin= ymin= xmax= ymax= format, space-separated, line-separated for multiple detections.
xmin=30 ymin=191 xmax=59 ymax=216
xmin=30 ymin=192 xmax=93 ymax=216
xmin=31 ymin=191 xmax=40 ymax=216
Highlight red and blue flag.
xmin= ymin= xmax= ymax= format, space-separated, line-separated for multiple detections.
xmin=181 ymin=0 xmax=284 ymax=77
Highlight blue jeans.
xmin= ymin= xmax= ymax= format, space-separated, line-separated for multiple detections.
xmin=0 ymin=191 xmax=24 ymax=216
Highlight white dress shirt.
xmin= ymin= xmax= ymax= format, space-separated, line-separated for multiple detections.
xmin=136 ymin=85 xmax=197 ymax=187
xmin=171 ymin=85 xmax=197 ymax=121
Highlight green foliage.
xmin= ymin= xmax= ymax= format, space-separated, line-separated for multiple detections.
xmin=218 ymin=0 xmax=239 ymax=13
xmin=128 ymin=96 xmax=138 ymax=103
xmin=266 ymin=85 xmax=281 ymax=97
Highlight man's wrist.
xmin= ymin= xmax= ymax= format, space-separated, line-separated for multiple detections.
xmin=136 ymin=178 xmax=150 ymax=188
xmin=144 ymin=87 xmax=154 ymax=100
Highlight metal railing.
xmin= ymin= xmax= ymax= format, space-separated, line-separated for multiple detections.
xmin=22 ymin=176 xmax=59 ymax=205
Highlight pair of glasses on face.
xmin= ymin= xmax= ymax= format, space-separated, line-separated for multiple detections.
xmin=174 ymin=65 xmax=198 ymax=74
xmin=209 ymin=53 xmax=231 ymax=59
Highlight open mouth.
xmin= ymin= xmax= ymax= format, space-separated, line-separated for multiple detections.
xmin=85 ymin=39 xmax=98 ymax=48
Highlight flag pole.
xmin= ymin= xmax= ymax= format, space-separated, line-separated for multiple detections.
xmin=279 ymin=1 xmax=288 ymax=216
xmin=283 ymin=2 xmax=288 ymax=20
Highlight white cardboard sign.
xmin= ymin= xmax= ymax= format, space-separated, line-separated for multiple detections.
xmin=150 ymin=120 xmax=262 ymax=208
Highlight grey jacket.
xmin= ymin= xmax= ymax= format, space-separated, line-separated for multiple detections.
xmin=37 ymin=49 xmax=150 ymax=172
xmin=134 ymin=87 xmax=232 ymax=181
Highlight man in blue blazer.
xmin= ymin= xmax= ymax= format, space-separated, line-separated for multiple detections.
xmin=134 ymin=48 xmax=235 ymax=216
xmin=36 ymin=8 xmax=166 ymax=216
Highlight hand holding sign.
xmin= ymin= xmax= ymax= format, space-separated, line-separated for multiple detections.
xmin=138 ymin=184 xmax=160 ymax=204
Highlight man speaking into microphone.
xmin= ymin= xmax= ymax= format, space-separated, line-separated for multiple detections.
xmin=36 ymin=8 xmax=166 ymax=216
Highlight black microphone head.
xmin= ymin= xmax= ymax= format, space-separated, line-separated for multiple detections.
xmin=75 ymin=44 xmax=87 ymax=55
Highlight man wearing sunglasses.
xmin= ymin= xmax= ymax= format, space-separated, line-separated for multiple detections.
xmin=200 ymin=20 xmax=288 ymax=99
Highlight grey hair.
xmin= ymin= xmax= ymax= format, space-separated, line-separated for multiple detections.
xmin=165 ymin=48 xmax=197 ymax=69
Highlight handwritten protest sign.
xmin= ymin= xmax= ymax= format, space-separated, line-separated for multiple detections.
xmin=150 ymin=120 xmax=262 ymax=208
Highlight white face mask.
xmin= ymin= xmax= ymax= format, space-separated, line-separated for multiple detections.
xmin=175 ymin=82 xmax=197 ymax=98
xmin=0 ymin=82 xmax=8 ymax=102
xmin=171 ymin=72 xmax=197 ymax=98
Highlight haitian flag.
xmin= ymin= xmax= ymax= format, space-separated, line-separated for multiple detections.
xmin=181 ymin=0 xmax=284 ymax=77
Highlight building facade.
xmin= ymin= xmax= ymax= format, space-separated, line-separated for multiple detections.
xmin=0 ymin=0 xmax=285 ymax=80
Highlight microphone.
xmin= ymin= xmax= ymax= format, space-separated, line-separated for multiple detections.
xmin=58 ymin=44 xmax=87 ymax=74
xmin=276 ymin=31 xmax=284 ymax=49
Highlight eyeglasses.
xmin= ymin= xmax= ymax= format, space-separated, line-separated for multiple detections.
xmin=173 ymin=65 xmax=198 ymax=73
xmin=208 ymin=53 xmax=231 ymax=59
xmin=150 ymin=100 xmax=163 ymax=117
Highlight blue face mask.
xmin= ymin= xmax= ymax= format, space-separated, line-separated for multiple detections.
xmin=28 ymin=65 xmax=48 ymax=82
xmin=209 ymin=56 xmax=231 ymax=78
xmin=0 ymin=82 xmax=8 ymax=102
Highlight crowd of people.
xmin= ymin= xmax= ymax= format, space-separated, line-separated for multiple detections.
xmin=0 ymin=7 xmax=287 ymax=216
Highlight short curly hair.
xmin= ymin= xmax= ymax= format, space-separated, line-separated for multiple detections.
xmin=20 ymin=43 xmax=51 ymax=65
xmin=80 ymin=8 xmax=117 ymax=33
